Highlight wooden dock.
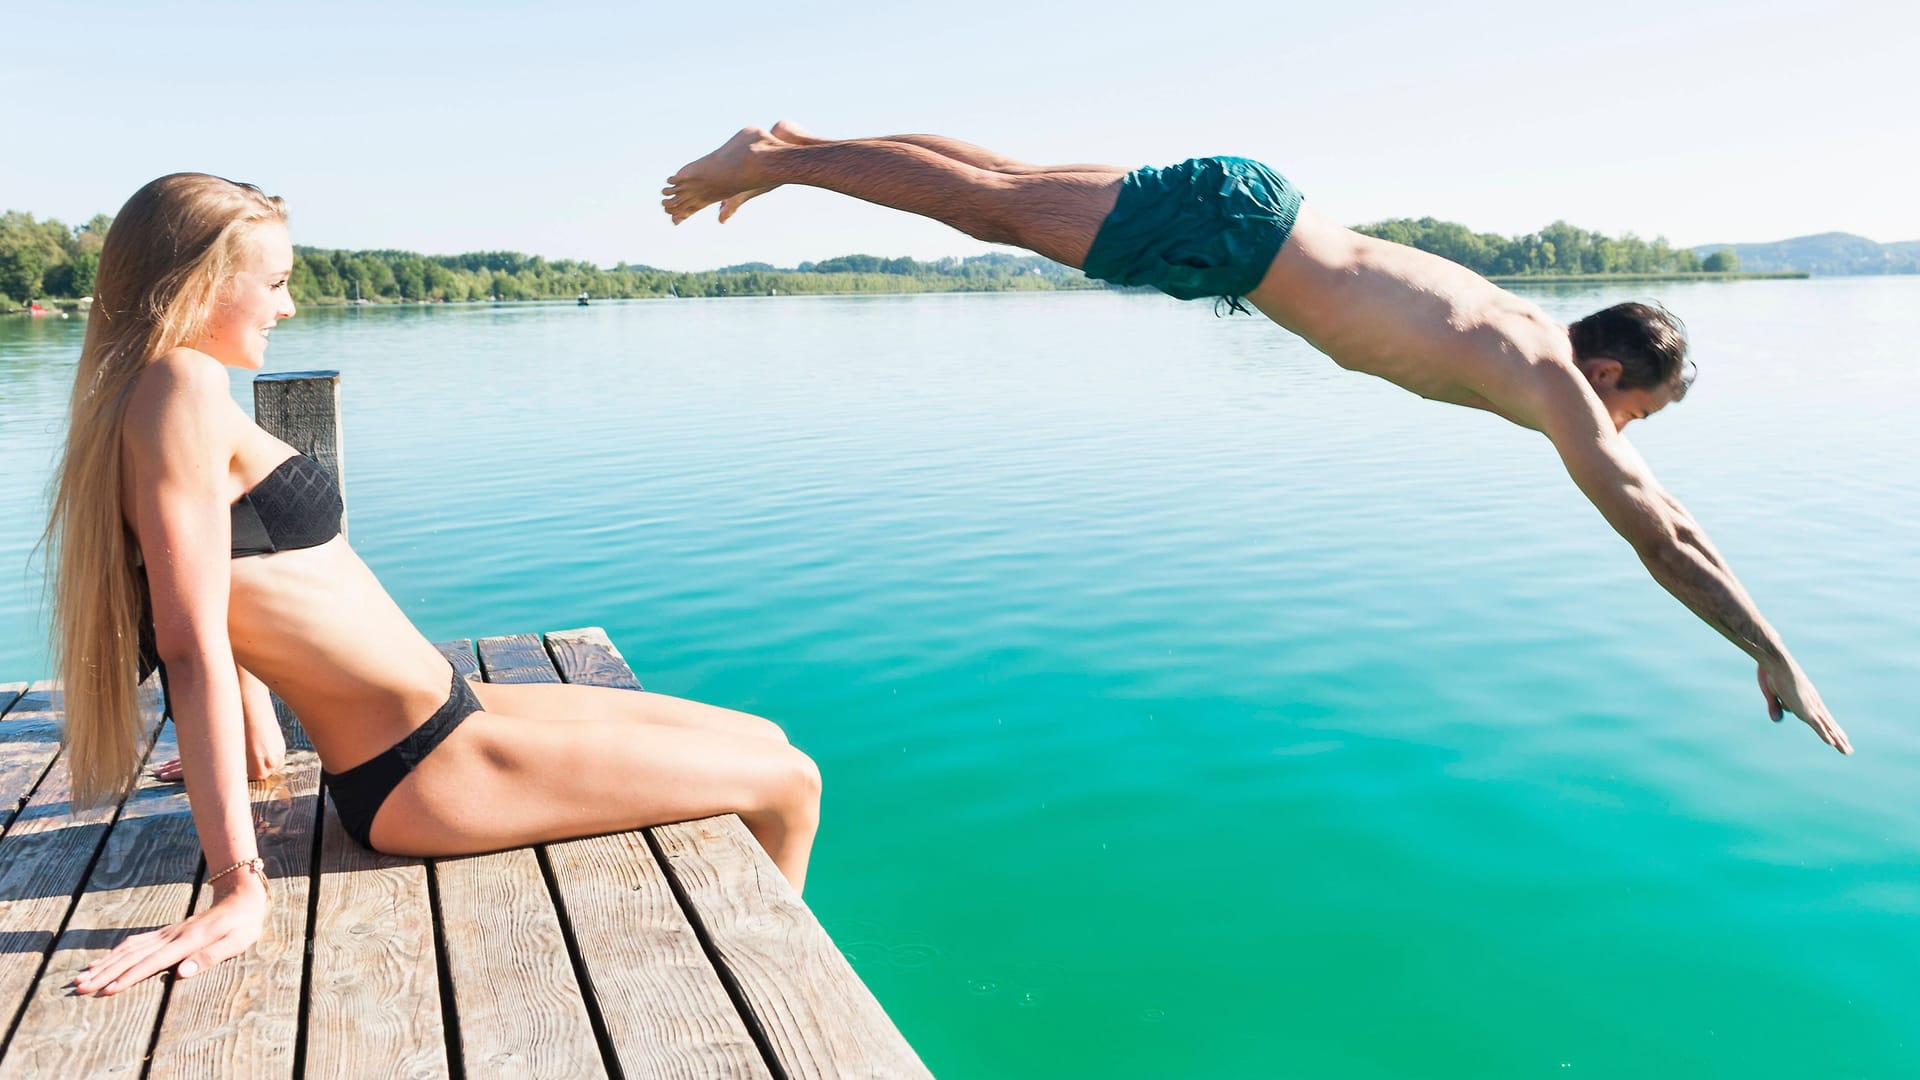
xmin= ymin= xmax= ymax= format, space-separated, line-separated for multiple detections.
xmin=0 ymin=370 xmax=928 ymax=1077
xmin=0 ymin=629 xmax=928 ymax=1079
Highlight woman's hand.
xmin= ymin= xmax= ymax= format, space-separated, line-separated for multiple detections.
xmin=70 ymin=872 xmax=268 ymax=996
xmin=149 ymin=671 xmax=286 ymax=783
xmin=148 ymin=719 xmax=284 ymax=782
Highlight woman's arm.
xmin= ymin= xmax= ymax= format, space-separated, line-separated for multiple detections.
xmin=73 ymin=352 xmax=270 ymax=996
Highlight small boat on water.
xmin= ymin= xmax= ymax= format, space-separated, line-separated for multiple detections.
xmin=577 ymin=292 xmax=590 ymax=306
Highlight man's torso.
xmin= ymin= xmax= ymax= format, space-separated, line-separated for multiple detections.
xmin=1246 ymin=206 xmax=1574 ymax=431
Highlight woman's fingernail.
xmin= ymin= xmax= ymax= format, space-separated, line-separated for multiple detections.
xmin=178 ymin=960 xmax=197 ymax=978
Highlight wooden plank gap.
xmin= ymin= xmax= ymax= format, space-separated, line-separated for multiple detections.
xmin=648 ymin=818 xmax=932 ymax=1079
xmin=421 ymin=862 xmax=466 ymax=1080
xmin=0 ymin=716 xmax=199 ymax=1079
xmin=538 ymin=628 xmax=773 ymax=1078
xmin=302 ymin=797 xmax=446 ymax=1079
xmin=531 ymin=845 xmax=626 ymax=1080
xmin=0 ymin=682 xmax=168 ymax=1063
xmin=146 ymin=751 xmax=324 ymax=1079
xmin=641 ymin=826 xmax=790 ymax=1080
xmin=289 ymin=747 xmax=329 ymax=1080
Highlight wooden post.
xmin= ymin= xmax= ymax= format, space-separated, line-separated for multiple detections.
xmin=253 ymin=370 xmax=346 ymax=538
xmin=250 ymin=370 xmax=342 ymax=751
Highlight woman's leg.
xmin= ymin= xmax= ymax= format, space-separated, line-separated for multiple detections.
xmin=371 ymin=689 xmax=823 ymax=892
xmin=468 ymin=679 xmax=789 ymax=743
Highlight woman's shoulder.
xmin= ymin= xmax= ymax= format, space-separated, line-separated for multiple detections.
xmin=124 ymin=348 xmax=244 ymax=450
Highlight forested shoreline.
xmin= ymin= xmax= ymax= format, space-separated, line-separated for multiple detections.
xmin=1 ymin=207 xmax=1790 ymax=312
xmin=1353 ymin=218 xmax=1739 ymax=275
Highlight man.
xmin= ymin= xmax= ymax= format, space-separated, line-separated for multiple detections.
xmin=662 ymin=123 xmax=1851 ymax=755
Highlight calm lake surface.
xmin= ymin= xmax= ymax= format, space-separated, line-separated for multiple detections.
xmin=2 ymin=281 xmax=1915 ymax=1076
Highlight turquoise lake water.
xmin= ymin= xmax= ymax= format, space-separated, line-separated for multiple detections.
xmin=2 ymin=283 xmax=1915 ymax=1076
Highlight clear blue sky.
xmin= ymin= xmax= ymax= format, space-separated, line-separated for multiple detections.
xmin=5 ymin=0 xmax=1914 ymax=270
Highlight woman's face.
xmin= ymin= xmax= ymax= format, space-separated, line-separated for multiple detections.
xmin=194 ymin=221 xmax=296 ymax=370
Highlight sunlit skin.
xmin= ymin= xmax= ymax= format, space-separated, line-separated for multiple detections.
xmin=661 ymin=123 xmax=1851 ymax=759
xmin=73 ymin=218 xmax=822 ymax=997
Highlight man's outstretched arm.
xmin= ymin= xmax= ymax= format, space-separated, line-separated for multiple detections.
xmin=1537 ymin=371 xmax=1852 ymax=754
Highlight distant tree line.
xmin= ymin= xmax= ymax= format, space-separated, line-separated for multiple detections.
xmin=1354 ymin=217 xmax=1740 ymax=276
xmin=0 ymin=210 xmax=111 ymax=310
xmin=5 ymin=206 xmax=1759 ymax=312
xmin=281 ymin=248 xmax=1098 ymax=304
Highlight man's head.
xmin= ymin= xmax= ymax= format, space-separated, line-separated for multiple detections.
xmin=1569 ymin=301 xmax=1693 ymax=431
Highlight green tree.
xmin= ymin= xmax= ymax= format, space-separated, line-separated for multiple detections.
xmin=1702 ymin=248 xmax=1740 ymax=272
xmin=69 ymin=251 xmax=99 ymax=298
xmin=0 ymin=247 xmax=46 ymax=301
xmin=301 ymin=251 xmax=344 ymax=300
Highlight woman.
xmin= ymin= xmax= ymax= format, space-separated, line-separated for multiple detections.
xmin=50 ymin=173 xmax=822 ymax=997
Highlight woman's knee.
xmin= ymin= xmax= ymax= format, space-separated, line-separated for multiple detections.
xmin=745 ymin=712 xmax=790 ymax=744
xmin=754 ymin=745 xmax=821 ymax=822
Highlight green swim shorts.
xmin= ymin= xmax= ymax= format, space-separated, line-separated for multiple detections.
xmin=1081 ymin=156 xmax=1303 ymax=303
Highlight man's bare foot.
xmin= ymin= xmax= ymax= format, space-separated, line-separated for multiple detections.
xmin=702 ymin=121 xmax=831 ymax=221
xmin=769 ymin=119 xmax=824 ymax=146
xmin=663 ymin=126 xmax=784 ymax=225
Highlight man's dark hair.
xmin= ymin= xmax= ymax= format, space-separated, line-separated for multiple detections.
xmin=1568 ymin=302 xmax=1693 ymax=397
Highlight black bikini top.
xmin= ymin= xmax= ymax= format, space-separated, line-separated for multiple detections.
xmin=135 ymin=454 xmax=341 ymax=683
xmin=230 ymin=453 xmax=342 ymax=557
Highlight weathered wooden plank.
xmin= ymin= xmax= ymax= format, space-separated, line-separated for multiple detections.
xmin=540 ymin=629 xmax=771 ymax=1078
xmin=0 ymin=682 xmax=164 ymax=1047
xmin=433 ymin=639 xmax=480 ymax=684
xmin=650 ymin=820 xmax=932 ymax=1080
xmin=473 ymin=632 xmax=553 ymax=686
xmin=543 ymin=832 xmax=773 ymax=1079
xmin=253 ymin=371 xmax=345 ymax=537
xmin=547 ymin=627 xmax=927 ymax=1077
xmin=146 ymin=750 xmax=323 ymax=1080
xmin=0 ymin=683 xmax=62 ymax=837
xmin=431 ymin=846 xmax=603 ymax=1080
xmin=543 ymin=628 xmax=643 ymax=692
xmin=0 ymin=719 xmax=190 ymax=1079
xmin=434 ymin=635 xmax=603 ymax=1079
xmin=304 ymin=800 xmax=448 ymax=1080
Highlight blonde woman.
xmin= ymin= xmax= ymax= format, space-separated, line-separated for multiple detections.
xmin=50 ymin=173 xmax=822 ymax=998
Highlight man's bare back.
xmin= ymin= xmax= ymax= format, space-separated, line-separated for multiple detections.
xmin=662 ymin=124 xmax=1851 ymax=756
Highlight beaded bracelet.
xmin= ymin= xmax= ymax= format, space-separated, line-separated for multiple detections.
xmin=206 ymin=856 xmax=269 ymax=898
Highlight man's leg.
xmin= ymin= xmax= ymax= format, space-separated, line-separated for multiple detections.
xmin=663 ymin=127 xmax=1123 ymax=268
xmin=697 ymin=121 xmax=1126 ymax=224
xmin=768 ymin=121 xmax=1123 ymax=177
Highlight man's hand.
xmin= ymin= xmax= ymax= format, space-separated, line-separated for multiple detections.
xmin=70 ymin=875 xmax=268 ymax=996
xmin=1758 ymin=659 xmax=1852 ymax=755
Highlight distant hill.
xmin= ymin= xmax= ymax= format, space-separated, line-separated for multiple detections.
xmin=1691 ymin=233 xmax=1920 ymax=275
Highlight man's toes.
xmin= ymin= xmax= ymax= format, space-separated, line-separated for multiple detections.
xmin=770 ymin=119 xmax=815 ymax=142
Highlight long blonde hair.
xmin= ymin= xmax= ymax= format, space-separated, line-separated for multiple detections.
xmin=43 ymin=173 xmax=286 ymax=807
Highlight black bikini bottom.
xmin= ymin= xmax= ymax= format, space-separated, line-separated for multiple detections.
xmin=322 ymin=664 xmax=482 ymax=849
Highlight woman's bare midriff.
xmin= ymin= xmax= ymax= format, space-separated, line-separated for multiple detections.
xmin=226 ymin=537 xmax=454 ymax=772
